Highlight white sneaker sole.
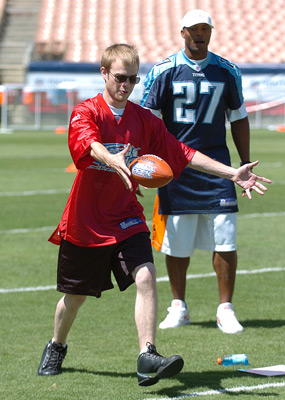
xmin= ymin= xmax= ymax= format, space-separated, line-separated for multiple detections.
xmin=159 ymin=317 xmax=191 ymax=330
xmin=217 ymin=320 xmax=244 ymax=334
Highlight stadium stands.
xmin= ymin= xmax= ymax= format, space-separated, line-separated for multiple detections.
xmin=0 ymin=0 xmax=42 ymax=83
xmin=33 ymin=0 xmax=285 ymax=64
xmin=0 ymin=0 xmax=284 ymax=131
xmin=0 ymin=0 xmax=6 ymax=28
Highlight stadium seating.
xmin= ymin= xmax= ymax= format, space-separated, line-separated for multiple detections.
xmin=32 ymin=0 xmax=285 ymax=64
xmin=0 ymin=0 xmax=6 ymax=28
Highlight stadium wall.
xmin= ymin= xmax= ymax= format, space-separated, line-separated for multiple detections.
xmin=0 ymin=62 xmax=284 ymax=131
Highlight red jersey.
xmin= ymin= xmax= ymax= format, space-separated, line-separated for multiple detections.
xmin=49 ymin=94 xmax=195 ymax=247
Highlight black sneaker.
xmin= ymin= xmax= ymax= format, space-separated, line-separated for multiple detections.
xmin=37 ymin=339 xmax=67 ymax=376
xmin=137 ymin=342 xmax=184 ymax=386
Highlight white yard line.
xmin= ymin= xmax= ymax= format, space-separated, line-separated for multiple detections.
xmin=0 ymin=226 xmax=55 ymax=234
xmin=157 ymin=267 xmax=285 ymax=283
xmin=0 ymin=189 xmax=70 ymax=197
xmin=143 ymin=381 xmax=285 ymax=399
xmin=0 ymin=211 xmax=285 ymax=235
xmin=0 ymin=180 xmax=283 ymax=198
xmin=0 ymin=285 xmax=56 ymax=293
xmin=239 ymin=211 xmax=285 ymax=219
xmin=1 ymin=267 xmax=284 ymax=294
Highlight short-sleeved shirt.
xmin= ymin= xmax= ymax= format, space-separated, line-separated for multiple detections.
xmin=49 ymin=94 xmax=195 ymax=247
xmin=141 ymin=50 xmax=247 ymax=214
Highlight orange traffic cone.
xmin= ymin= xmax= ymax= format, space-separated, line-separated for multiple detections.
xmin=55 ymin=126 xmax=67 ymax=134
xmin=66 ymin=162 xmax=78 ymax=172
xmin=277 ymin=125 xmax=285 ymax=132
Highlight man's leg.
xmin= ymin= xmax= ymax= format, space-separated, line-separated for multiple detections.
xmin=133 ymin=263 xmax=184 ymax=386
xmin=213 ymin=251 xmax=237 ymax=304
xmin=54 ymin=294 xmax=87 ymax=344
xmin=132 ymin=263 xmax=157 ymax=350
xmin=38 ymin=294 xmax=86 ymax=375
xmin=158 ymin=255 xmax=191 ymax=329
xmin=214 ymin=250 xmax=243 ymax=334
xmin=166 ymin=255 xmax=189 ymax=301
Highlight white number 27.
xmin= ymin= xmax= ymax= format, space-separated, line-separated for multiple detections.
xmin=173 ymin=81 xmax=224 ymax=124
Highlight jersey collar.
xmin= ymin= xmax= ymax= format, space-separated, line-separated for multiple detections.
xmin=180 ymin=50 xmax=211 ymax=71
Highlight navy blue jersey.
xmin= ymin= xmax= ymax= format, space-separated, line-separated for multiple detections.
xmin=141 ymin=50 xmax=246 ymax=214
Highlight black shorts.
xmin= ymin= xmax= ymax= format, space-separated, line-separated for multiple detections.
xmin=57 ymin=232 xmax=154 ymax=298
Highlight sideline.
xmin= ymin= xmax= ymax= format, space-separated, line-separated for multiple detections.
xmin=1 ymin=267 xmax=284 ymax=294
xmin=143 ymin=381 xmax=285 ymax=399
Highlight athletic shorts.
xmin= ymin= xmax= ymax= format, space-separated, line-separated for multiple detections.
xmin=57 ymin=232 xmax=153 ymax=298
xmin=152 ymin=197 xmax=237 ymax=257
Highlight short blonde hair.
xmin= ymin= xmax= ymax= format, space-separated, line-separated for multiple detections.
xmin=101 ymin=44 xmax=140 ymax=71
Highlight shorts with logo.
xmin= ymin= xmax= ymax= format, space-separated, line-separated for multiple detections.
xmin=152 ymin=200 xmax=237 ymax=257
xmin=57 ymin=232 xmax=153 ymax=298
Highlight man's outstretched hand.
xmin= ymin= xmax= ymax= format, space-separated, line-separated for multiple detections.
xmin=233 ymin=160 xmax=272 ymax=199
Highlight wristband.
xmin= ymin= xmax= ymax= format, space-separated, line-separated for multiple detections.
xmin=240 ymin=161 xmax=251 ymax=166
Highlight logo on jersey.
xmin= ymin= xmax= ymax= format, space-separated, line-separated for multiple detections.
xmin=220 ymin=57 xmax=235 ymax=69
xmin=87 ymin=144 xmax=140 ymax=172
xmin=156 ymin=57 xmax=172 ymax=67
xmin=193 ymin=72 xmax=205 ymax=77
xmin=70 ymin=114 xmax=81 ymax=124
xmin=120 ymin=217 xmax=143 ymax=230
xmin=220 ymin=198 xmax=237 ymax=207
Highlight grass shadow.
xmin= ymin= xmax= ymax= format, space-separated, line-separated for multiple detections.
xmin=62 ymin=367 xmax=136 ymax=379
xmin=191 ymin=319 xmax=285 ymax=329
xmin=148 ymin=370 xmax=281 ymax=398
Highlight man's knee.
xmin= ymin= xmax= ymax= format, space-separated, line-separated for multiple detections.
xmin=64 ymin=293 xmax=87 ymax=310
xmin=132 ymin=262 xmax=156 ymax=287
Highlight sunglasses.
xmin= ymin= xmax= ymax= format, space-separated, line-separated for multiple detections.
xmin=108 ymin=71 xmax=140 ymax=85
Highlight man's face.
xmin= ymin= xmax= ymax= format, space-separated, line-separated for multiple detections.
xmin=101 ymin=59 xmax=139 ymax=108
xmin=181 ymin=23 xmax=212 ymax=59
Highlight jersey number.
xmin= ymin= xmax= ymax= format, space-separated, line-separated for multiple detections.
xmin=173 ymin=81 xmax=224 ymax=124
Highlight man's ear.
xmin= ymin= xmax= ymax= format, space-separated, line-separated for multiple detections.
xmin=180 ymin=29 xmax=185 ymax=39
xmin=101 ymin=66 xmax=107 ymax=81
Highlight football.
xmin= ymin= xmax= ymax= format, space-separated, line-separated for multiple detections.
xmin=129 ymin=154 xmax=173 ymax=188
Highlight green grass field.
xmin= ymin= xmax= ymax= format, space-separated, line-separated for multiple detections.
xmin=0 ymin=128 xmax=284 ymax=400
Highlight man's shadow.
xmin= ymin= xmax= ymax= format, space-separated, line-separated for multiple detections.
xmin=62 ymin=368 xmax=280 ymax=398
xmin=62 ymin=319 xmax=285 ymax=397
xmin=191 ymin=319 xmax=285 ymax=329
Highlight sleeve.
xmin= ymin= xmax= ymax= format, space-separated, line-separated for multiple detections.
xmin=68 ymin=102 xmax=102 ymax=169
xmin=141 ymin=59 xmax=173 ymax=110
xmin=146 ymin=108 xmax=162 ymax=118
xmin=226 ymin=103 xmax=248 ymax=122
xmin=225 ymin=63 xmax=247 ymax=121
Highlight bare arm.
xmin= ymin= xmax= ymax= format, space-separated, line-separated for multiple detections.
xmin=188 ymin=151 xmax=271 ymax=199
xmin=90 ymin=142 xmax=133 ymax=190
xmin=231 ymin=117 xmax=250 ymax=163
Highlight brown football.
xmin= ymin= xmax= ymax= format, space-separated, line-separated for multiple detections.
xmin=129 ymin=154 xmax=173 ymax=188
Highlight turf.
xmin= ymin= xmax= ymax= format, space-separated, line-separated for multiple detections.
xmin=0 ymin=128 xmax=284 ymax=400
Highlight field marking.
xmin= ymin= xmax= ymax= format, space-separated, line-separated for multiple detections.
xmin=0 ymin=188 xmax=70 ymax=197
xmin=0 ymin=171 xmax=283 ymax=198
xmin=239 ymin=211 xmax=285 ymax=219
xmin=144 ymin=381 xmax=285 ymax=399
xmin=157 ymin=267 xmax=285 ymax=283
xmin=1 ymin=267 xmax=284 ymax=294
xmin=0 ymin=210 xmax=285 ymax=235
xmin=0 ymin=226 xmax=55 ymax=234
xmin=0 ymin=285 xmax=56 ymax=294
xmin=231 ymin=161 xmax=283 ymax=168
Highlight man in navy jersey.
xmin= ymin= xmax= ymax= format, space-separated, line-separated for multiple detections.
xmin=37 ymin=44 xmax=270 ymax=385
xmin=141 ymin=10 xmax=251 ymax=333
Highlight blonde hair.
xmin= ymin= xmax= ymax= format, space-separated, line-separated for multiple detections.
xmin=101 ymin=44 xmax=140 ymax=70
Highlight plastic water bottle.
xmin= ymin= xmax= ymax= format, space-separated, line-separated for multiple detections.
xmin=217 ymin=354 xmax=249 ymax=366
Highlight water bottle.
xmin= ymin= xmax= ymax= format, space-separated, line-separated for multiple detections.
xmin=217 ymin=354 xmax=249 ymax=366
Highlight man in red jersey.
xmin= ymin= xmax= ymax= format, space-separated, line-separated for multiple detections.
xmin=37 ymin=44 xmax=270 ymax=386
